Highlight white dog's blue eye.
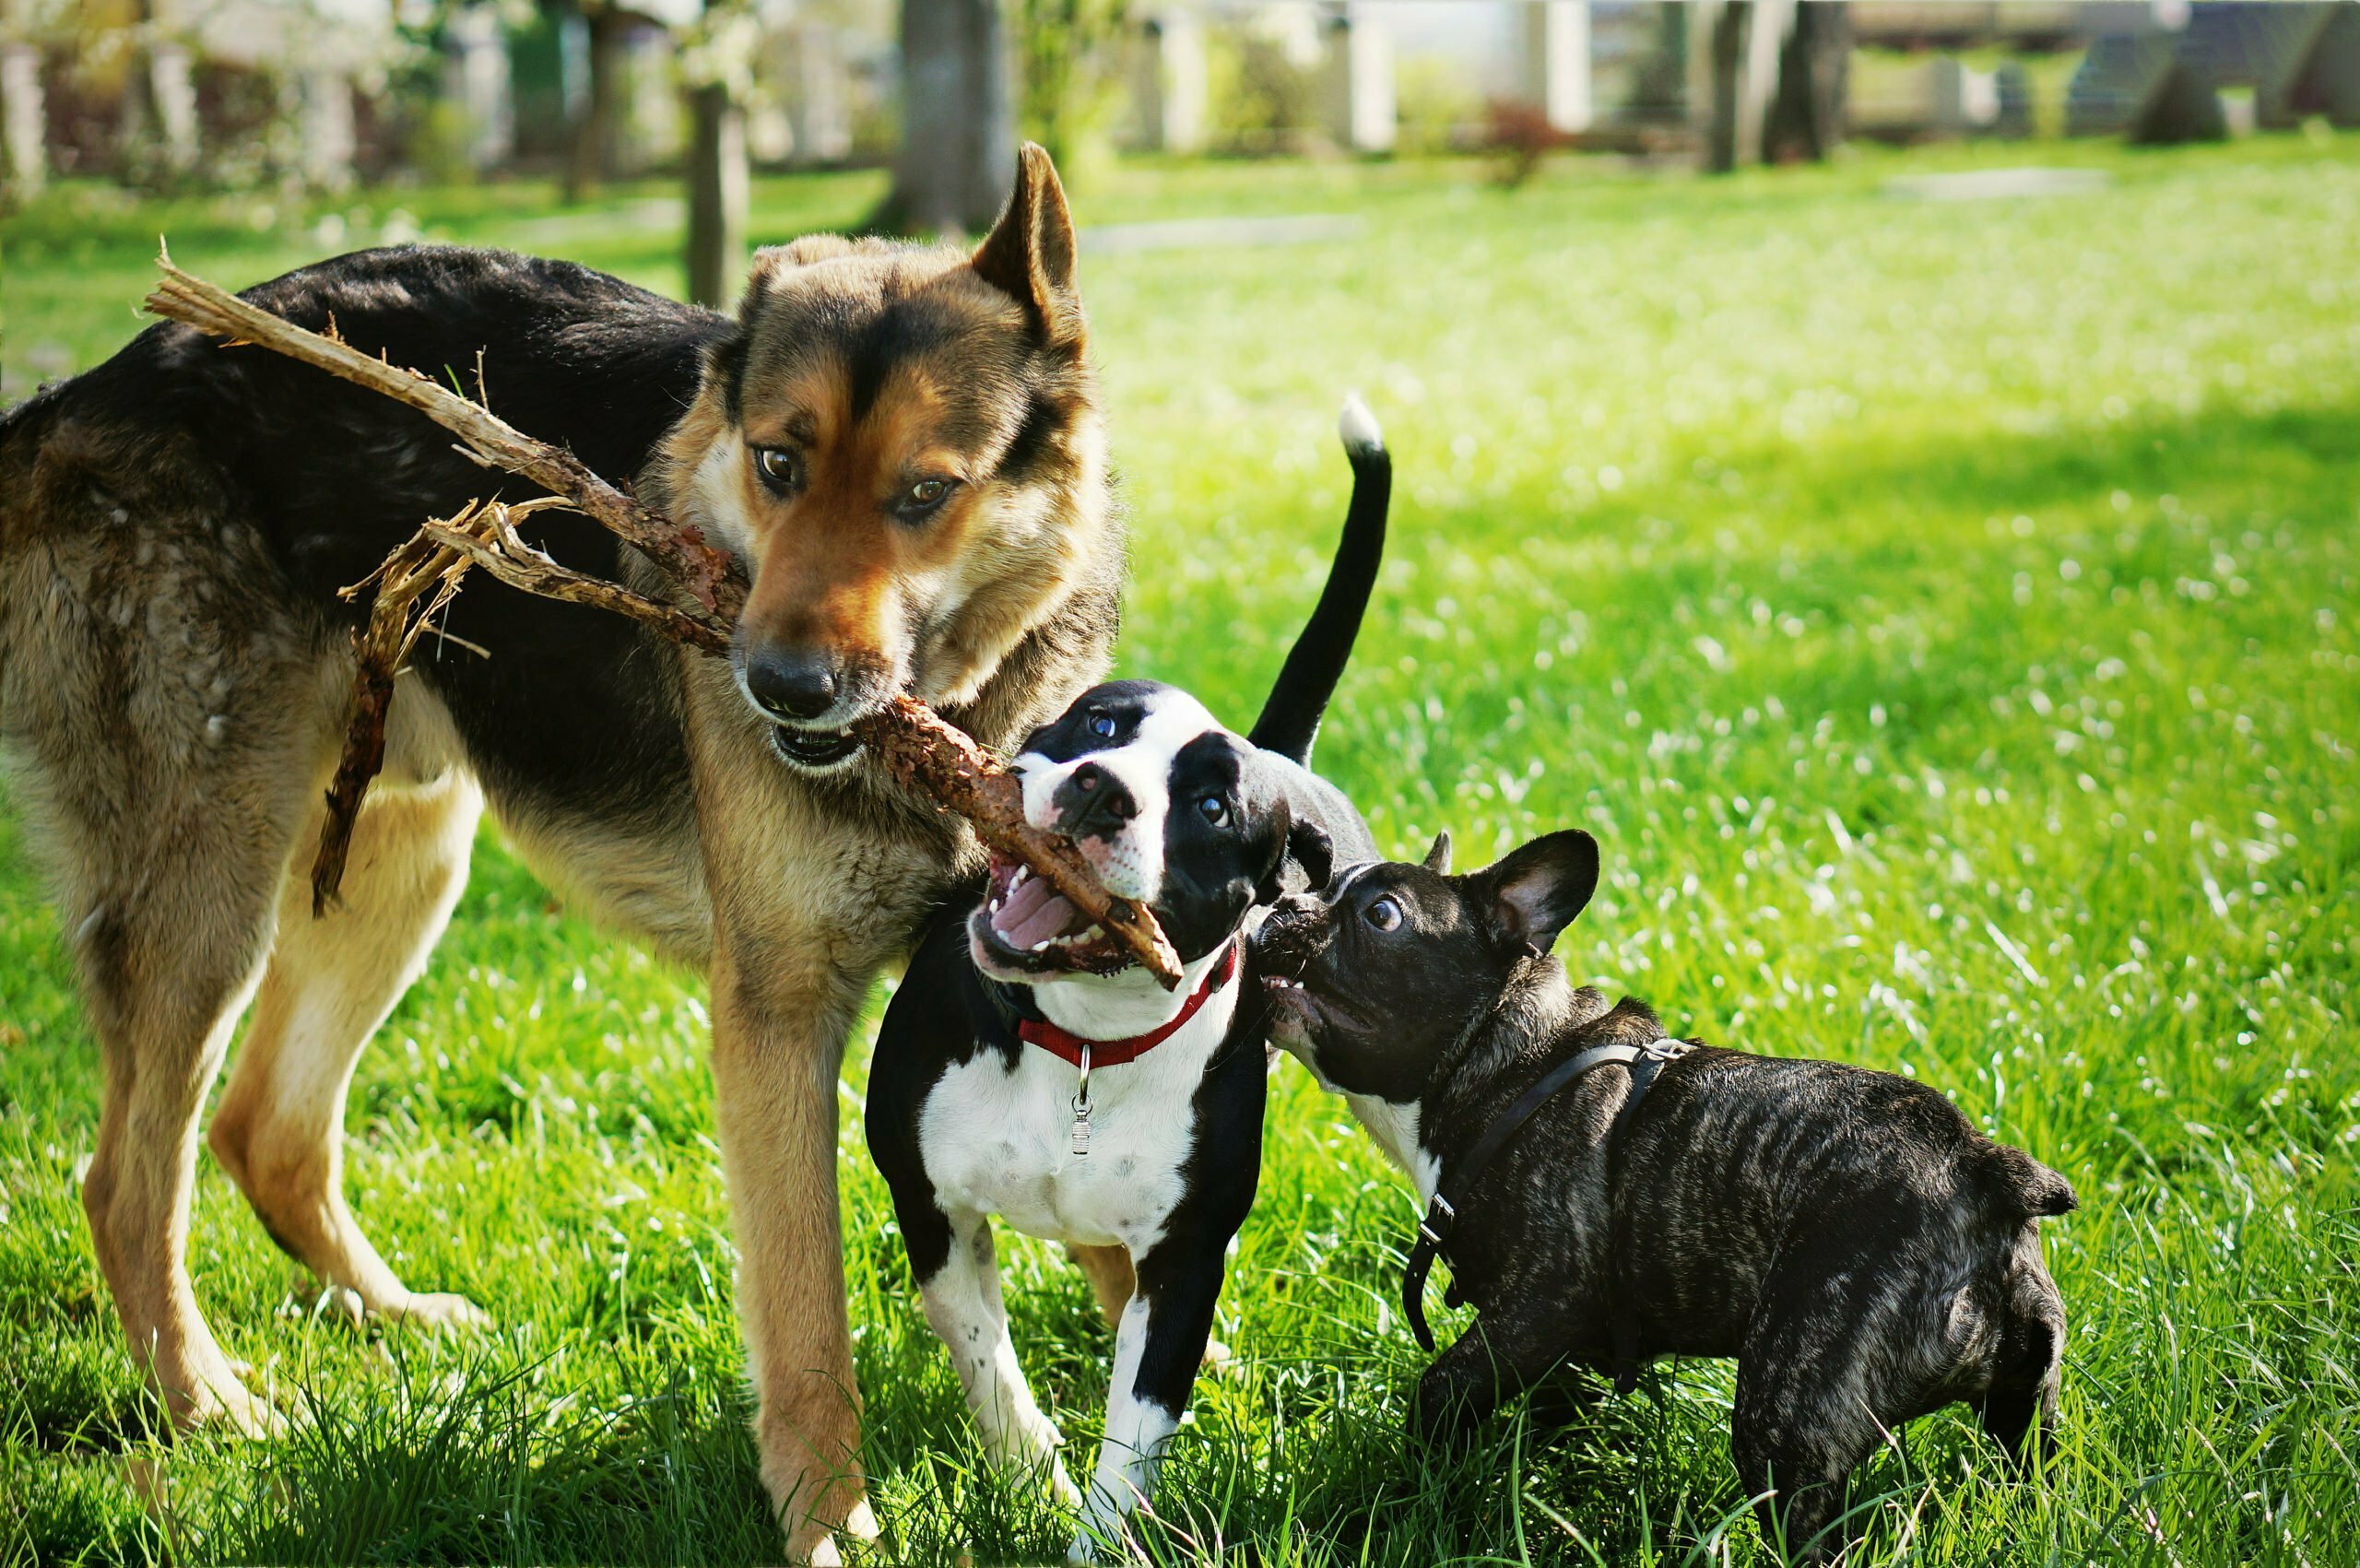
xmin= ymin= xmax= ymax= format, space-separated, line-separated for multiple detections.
xmin=1198 ymin=796 xmax=1229 ymax=826
xmin=1365 ymin=896 xmax=1402 ymax=933
xmin=1089 ymin=713 xmax=1115 ymax=737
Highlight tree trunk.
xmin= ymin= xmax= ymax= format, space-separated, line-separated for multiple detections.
xmin=686 ymin=77 xmax=748 ymax=308
xmin=563 ymin=2 xmax=625 ymax=205
xmin=883 ymin=0 xmax=1015 ymax=233
xmin=1704 ymin=2 xmax=1747 ymax=174
xmin=1764 ymin=1 xmax=1846 ymax=163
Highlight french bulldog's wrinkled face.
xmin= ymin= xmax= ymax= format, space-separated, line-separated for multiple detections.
xmin=1252 ymin=830 xmax=1600 ymax=1102
xmin=970 ymin=679 xmax=1331 ymax=982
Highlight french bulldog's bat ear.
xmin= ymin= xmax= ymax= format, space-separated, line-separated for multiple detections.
xmin=1475 ymin=830 xmax=1599 ymax=955
xmin=972 ymin=142 xmax=1082 ymax=346
xmin=1287 ymin=817 xmax=1336 ymax=892
xmin=1421 ymin=831 xmax=1453 ymax=874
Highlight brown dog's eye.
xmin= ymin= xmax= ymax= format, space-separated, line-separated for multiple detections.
xmin=897 ymin=477 xmax=956 ymax=520
xmin=1364 ymin=895 xmax=1403 ymax=933
xmin=754 ymin=448 xmax=801 ymax=492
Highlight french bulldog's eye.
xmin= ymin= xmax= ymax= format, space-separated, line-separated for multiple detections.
xmin=1198 ymin=795 xmax=1231 ymax=827
xmin=1364 ymin=895 xmax=1403 ymax=933
xmin=753 ymin=447 xmax=802 ymax=492
xmin=1088 ymin=713 xmax=1115 ymax=738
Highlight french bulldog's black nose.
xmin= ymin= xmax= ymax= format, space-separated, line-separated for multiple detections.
xmin=1054 ymin=761 xmax=1138 ymax=839
xmin=1253 ymin=894 xmax=1326 ymax=968
xmin=745 ymin=646 xmax=839 ymax=722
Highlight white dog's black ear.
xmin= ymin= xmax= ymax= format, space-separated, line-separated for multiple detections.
xmin=1472 ymin=830 xmax=1599 ymax=955
xmin=1287 ymin=817 xmax=1336 ymax=892
xmin=1421 ymin=831 xmax=1453 ymax=874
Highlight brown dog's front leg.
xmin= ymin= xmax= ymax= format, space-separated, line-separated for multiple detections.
xmin=709 ymin=943 xmax=879 ymax=1564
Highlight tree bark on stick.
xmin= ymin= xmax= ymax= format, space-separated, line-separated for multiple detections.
xmin=852 ymin=697 xmax=1184 ymax=983
xmin=144 ymin=251 xmax=746 ymax=624
xmin=143 ymin=254 xmax=1184 ymax=987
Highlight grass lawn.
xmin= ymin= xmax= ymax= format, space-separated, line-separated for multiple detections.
xmin=4 ymin=136 xmax=2358 ymax=1565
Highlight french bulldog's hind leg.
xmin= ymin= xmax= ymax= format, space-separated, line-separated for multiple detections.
xmin=1975 ymin=1253 xmax=2069 ymax=1471
xmin=1729 ymin=1310 xmax=1889 ymax=1565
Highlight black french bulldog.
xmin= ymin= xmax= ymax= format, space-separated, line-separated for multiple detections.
xmin=1252 ymin=829 xmax=2075 ymax=1562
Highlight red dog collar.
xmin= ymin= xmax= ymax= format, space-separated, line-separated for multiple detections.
xmin=1019 ymin=943 xmax=1240 ymax=1068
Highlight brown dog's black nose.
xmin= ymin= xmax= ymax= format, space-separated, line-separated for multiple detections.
xmin=745 ymin=647 xmax=839 ymax=722
xmin=1054 ymin=761 xmax=1138 ymax=839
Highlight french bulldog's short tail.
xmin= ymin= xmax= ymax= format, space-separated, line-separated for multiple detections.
xmin=1248 ymin=394 xmax=1390 ymax=768
xmin=1989 ymin=1144 xmax=2079 ymax=1218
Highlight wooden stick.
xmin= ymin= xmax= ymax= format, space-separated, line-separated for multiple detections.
xmin=416 ymin=501 xmax=734 ymax=657
xmin=148 ymin=254 xmax=1185 ymax=986
xmin=143 ymin=249 xmax=747 ymax=623
xmin=853 ymin=698 xmax=1185 ymax=984
xmin=312 ymin=517 xmax=478 ymax=914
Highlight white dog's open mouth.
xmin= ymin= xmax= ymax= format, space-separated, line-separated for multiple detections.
xmin=970 ymin=853 xmax=1132 ymax=975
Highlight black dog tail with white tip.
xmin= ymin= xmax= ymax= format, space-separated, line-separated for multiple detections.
xmin=1248 ymin=395 xmax=1390 ymax=768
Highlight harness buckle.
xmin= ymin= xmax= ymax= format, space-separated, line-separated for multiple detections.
xmin=1416 ymin=1195 xmax=1457 ymax=1248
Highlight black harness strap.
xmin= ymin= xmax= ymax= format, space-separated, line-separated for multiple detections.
xmin=1402 ymin=1038 xmax=1688 ymax=1354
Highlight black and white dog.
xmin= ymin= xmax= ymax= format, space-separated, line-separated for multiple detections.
xmin=865 ymin=401 xmax=1386 ymax=1560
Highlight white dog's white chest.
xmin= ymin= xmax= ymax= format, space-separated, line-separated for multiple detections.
xmin=917 ymin=998 xmax=1231 ymax=1253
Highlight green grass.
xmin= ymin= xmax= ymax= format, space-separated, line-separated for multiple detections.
xmin=5 ymin=136 xmax=2360 ymax=1564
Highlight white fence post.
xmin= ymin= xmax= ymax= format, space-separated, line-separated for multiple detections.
xmin=1136 ymin=6 xmax=1207 ymax=154
xmin=1325 ymin=2 xmax=1394 ymax=154
xmin=0 ymin=38 xmax=43 ymax=199
xmin=1523 ymin=1 xmax=1593 ymax=135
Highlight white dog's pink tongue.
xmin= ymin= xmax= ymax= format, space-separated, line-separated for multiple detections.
xmin=994 ymin=874 xmax=1078 ymax=949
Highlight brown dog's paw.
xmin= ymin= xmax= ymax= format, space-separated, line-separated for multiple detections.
xmin=376 ymin=1291 xmax=491 ymax=1333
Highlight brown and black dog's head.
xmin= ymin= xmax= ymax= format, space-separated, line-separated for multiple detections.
xmin=646 ymin=144 xmax=1115 ymax=772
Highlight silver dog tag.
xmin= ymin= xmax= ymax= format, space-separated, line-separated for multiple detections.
xmin=1070 ymin=1044 xmax=1093 ymax=1156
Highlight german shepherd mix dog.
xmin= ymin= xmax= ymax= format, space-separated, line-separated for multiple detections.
xmin=867 ymin=402 xmax=1385 ymax=1561
xmin=1253 ymin=831 xmax=2074 ymax=1562
xmin=0 ymin=146 xmax=1115 ymax=1559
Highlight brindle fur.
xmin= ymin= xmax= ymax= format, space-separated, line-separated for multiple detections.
xmin=0 ymin=145 xmax=1117 ymax=1562
xmin=1255 ymin=834 xmax=2075 ymax=1563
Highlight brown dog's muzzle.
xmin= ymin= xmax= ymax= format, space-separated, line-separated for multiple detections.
xmin=743 ymin=643 xmax=843 ymax=724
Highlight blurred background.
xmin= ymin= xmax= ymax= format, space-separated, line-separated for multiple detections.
xmin=3 ymin=0 xmax=2357 ymax=377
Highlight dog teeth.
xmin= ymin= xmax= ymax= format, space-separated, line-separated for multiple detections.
xmin=1041 ymin=923 xmax=1105 ymax=950
xmin=1013 ymin=866 xmax=1032 ymax=889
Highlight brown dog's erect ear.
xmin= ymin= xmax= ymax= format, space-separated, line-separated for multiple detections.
xmin=1422 ymin=831 xmax=1454 ymax=874
xmin=1474 ymin=830 xmax=1599 ymax=955
xmin=972 ymin=142 xmax=1081 ymax=345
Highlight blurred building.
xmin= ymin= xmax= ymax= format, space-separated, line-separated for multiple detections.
xmin=2 ymin=0 xmax=2354 ymax=204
